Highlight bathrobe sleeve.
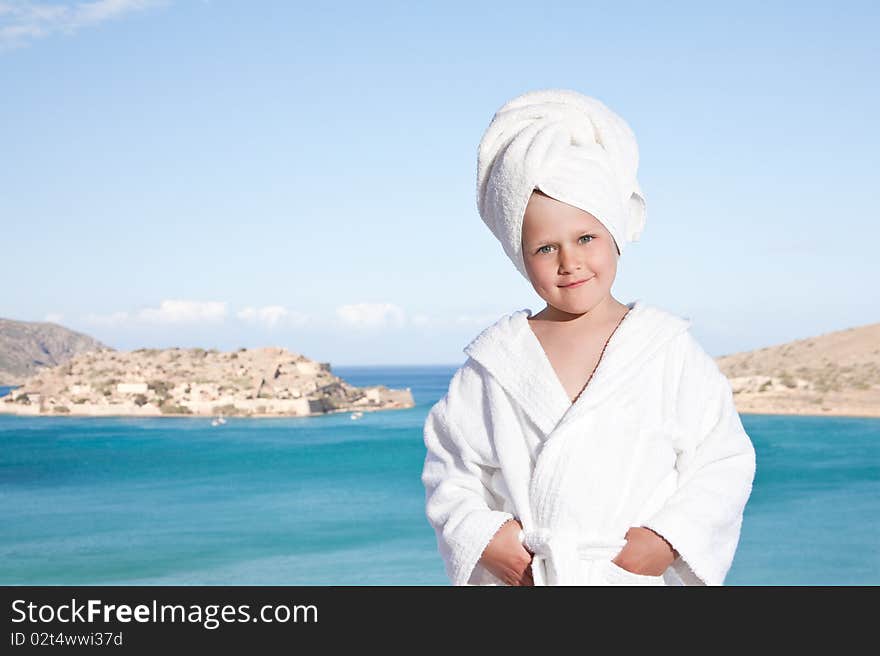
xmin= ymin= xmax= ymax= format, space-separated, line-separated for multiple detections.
xmin=421 ymin=363 xmax=516 ymax=586
xmin=640 ymin=330 xmax=757 ymax=586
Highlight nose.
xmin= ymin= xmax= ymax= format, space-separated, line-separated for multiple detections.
xmin=557 ymin=245 xmax=582 ymax=273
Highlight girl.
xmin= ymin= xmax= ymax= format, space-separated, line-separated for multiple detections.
xmin=421 ymin=89 xmax=757 ymax=586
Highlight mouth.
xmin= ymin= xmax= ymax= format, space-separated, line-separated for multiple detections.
xmin=559 ymin=277 xmax=593 ymax=288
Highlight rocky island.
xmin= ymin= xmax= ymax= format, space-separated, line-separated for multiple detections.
xmin=0 ymin=346 xmax=414 ymax=418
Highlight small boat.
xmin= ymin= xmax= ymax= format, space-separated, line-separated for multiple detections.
xmin=211 ymin=419 xmax=220 ymax=426
xmin=217 ymin=416 xmax=227 ymax=424
xmin=350 ymin=411 xmax=363 ymax=420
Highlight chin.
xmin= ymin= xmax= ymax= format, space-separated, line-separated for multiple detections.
xmin=551 ymin=302 xmax=590 ymax=315
xmin=554 ymin=295 xmax=602 ymax=310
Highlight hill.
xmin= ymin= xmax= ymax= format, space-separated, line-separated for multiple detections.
xmin=717 ymin=321 xmax=880 ymax=417
xmin=0 ymin=317 xmax=108 ymax=386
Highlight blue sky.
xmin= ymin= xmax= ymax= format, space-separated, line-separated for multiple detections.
xmin=1 ymin=0 xmax=877 ymax=366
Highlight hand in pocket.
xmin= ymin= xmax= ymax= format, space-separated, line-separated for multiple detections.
xmin=611 ymin=526 xmax=677 ymax=576
xmin=479 ymin=518 xmax=534 ymax=586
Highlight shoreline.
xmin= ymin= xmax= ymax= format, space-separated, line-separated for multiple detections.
xmin=0 ymin=405 xmax=410 ymax=419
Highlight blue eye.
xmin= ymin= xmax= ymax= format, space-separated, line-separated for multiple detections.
xmin=535 ymin=235 xmax=594 ymax=255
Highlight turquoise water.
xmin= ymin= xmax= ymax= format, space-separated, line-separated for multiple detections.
xmin=1 ymin=371 xmax=877 ymax=585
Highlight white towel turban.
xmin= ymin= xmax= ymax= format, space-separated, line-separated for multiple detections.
xmin=476 ymin=88 xmax=647 ymax=282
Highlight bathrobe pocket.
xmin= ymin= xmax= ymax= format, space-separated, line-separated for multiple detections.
xmin=602 ymin=560 xmax=666 ymax=586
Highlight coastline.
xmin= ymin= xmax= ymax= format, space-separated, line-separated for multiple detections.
xmin=0 ymin=404 xmax=411 ymax=419
xmin=732 ymin=388 xmax=880 ymax=419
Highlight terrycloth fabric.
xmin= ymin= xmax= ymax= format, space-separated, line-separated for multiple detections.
xmin=476 ymin=89 xmax=647 ymax=282
xmin=421 ymin=300 xmax=757 ymax=585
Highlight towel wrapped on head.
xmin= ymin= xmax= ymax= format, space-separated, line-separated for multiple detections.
xmin=475 ymin=88 xmax=647 ymax=282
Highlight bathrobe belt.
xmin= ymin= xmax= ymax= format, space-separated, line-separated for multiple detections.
xmin=519 ymin=527 xmax=627 ymax=586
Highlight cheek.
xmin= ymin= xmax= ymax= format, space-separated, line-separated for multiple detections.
xmin=530 ymin=262 xmax=557 ymax=288
xmin=594 ymin=249 xmax=618 ymax=271
xmin=535 ymin=262 xmax=556 ymax=286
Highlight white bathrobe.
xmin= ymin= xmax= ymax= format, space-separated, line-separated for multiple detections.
xmin=421 ymin=299 xmax=756 ymax=586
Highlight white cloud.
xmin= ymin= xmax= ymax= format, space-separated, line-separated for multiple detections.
xmin=0 ymin=0 xmax=167 ymax=50
xmin=236 ymin=305 xmax=309 ymax=329
xmin=81 ymin=300 xmax=318 ymax=329
xmin=44 ymin=312 xmax=64 ymax=324
xmin=138 ymin=299 xmax=227 ymax=324
xmin=336 ymin=302 xmax=407 ymax=329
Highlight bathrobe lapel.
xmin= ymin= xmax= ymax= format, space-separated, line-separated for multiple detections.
xmin=463 ymin=299 xmax=692 ymax=439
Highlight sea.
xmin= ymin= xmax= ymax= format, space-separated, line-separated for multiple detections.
xmin=1 ymin=368 xmax=878 ymax=586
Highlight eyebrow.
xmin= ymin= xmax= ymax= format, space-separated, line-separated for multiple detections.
xmin=526 ymin=230 xmax=596 ymax=246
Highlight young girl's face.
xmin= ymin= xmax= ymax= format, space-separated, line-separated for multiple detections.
xmin=521 ymin=190 xmax=620 ymax=316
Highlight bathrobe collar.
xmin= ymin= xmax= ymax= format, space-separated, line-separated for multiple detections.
xmin=463 ymin=299 xmax=692 ymax=437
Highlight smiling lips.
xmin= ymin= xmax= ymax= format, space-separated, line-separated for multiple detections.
xmin=559 ymin=276 xmax=593 ymax=288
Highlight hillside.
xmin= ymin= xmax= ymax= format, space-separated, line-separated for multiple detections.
xmin=717 ymin=321 xmax=880 ymax=418
xmin=0 ymin=317 xmax=108 ymax=385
